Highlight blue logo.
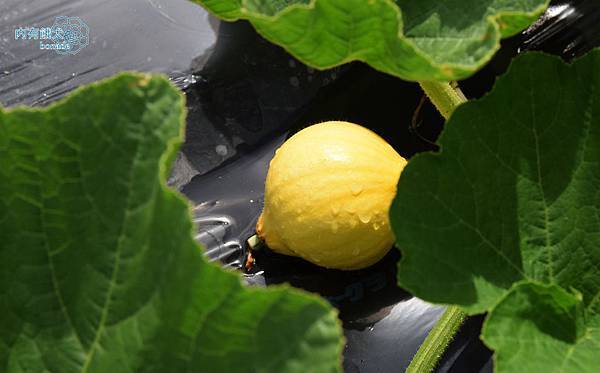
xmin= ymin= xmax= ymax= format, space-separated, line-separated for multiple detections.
xmin=14 ymin=16 xmax=89 ymax=55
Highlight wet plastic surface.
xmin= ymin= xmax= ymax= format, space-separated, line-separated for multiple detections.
xmin=2 ymin=1 xmax=599 ymax=372
xmin=0 ymin=0 xmax=217 ymax=106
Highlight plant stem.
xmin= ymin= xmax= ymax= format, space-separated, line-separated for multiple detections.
xmin=406 ymin=305 xmax=467 ymax=373
xmin=419 ymin=81 xmax=467 ymax=120
xmin=246 ymin=234 xmax=262 ymax=250
xmin=405 ymin=80 xmax=468 ymax=373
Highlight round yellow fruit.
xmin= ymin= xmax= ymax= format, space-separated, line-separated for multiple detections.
xmin=256 ymin=121 xmax=407 ymax=270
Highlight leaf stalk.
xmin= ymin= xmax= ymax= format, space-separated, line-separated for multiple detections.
xmin=419 ymin=80 xmax=467 ymax=120
xmin=406 ymin=305 xmax=467 ymax=372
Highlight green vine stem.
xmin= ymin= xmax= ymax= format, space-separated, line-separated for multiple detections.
xmin=419 ymin=81 xmax=467 ymax=120
xmin=405 ymin=80 xmax=468 ymax=372
xmin=406 ymin=305 xmax=467 ymax=373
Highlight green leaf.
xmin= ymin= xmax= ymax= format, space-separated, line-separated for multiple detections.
xmin=193 ymin=0 xmax=549 ymax=81
xmin=0 ymin=73 xmax=343 ymax=373
xmin=483 ymin=282 xmax=599 ymax=373
xmin=391 ymin=49 xmax=600 ymax=370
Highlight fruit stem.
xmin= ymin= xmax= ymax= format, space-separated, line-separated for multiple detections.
xmin=406 ymin=305 xmax=467 ymax=373
xmin=405 ymin=80 xmax=468 ymax=373
xmin=418 ymin=80 xmax=467 ymax=120
xmin=246 ymin=234 xmax=263 ymax=250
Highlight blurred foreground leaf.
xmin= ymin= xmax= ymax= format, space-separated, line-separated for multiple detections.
xmin=0 ymin=73 xmax=343 ymax=373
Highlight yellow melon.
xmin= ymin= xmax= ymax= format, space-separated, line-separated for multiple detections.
xmin=256 ymin=121 xmax=407 ymax=270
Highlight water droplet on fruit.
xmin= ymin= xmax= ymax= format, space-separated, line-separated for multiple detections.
xmin=345 ymin=205 xmax=356 ymax=214
xmin=358 ymin=212 xmax=371 ymax=224
xmin=373 ymin=222 xmax=381 ymax=230
xmin=351 ymin=185 xmax=363 ymax=196
xmin=352 ymin=248 xmax=360 ymax=255
xmin=331 ymin=204 xmax=340 ymax=216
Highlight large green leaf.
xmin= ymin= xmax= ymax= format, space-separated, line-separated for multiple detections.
xmin=483 ymin=282 xmax=599 ymax=372
xmin=391 ymin=49 xmax=600 ymax=371
xmin=193 ymin=0 xmax=549 ymax=81
xmin=0 ymin=73 xmax=343 ymax=373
